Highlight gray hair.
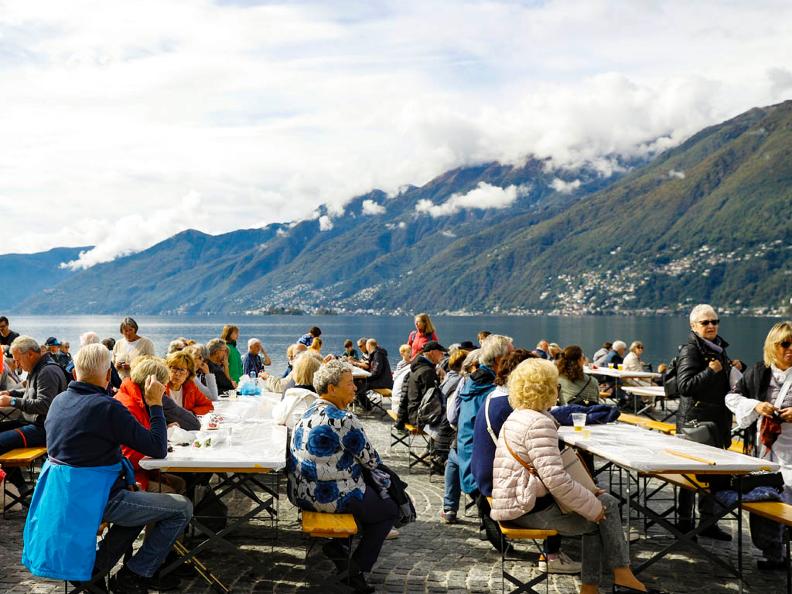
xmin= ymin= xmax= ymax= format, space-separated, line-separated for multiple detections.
xmin=313 ymin=359 xmax=353 ymax=396
xmin=629 ymin=341 xmax=643 ymax=353
xmin=480 ymin=334 xmax=513 ymax=366
xmin=185 ymin=343 xmax=209 ymax=361
xmin=206 ymin=338 xmax=227 ymax=357
xmin=75 ymin=343 xmax=111 ymax=379
xmin=689 ymin=304 xmax=717 ymax=325
xmin=10 ymin=335 xmax=40 ymax=355
xmin=612 ymin=340 xmax=627 ymax=351
xmin=167 ymin=339 xmax=186 ymax=354
xmin=248 ymin=337 xmax=261 ymax=349
xmin=462 ymin=349 xmax=481 ymax=374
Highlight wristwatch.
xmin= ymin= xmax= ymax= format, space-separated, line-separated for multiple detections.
xmin=10 ymin=397 xmax=18 ymax=407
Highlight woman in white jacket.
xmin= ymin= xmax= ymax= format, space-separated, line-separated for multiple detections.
xmin=491 ymin=358 xmax=662 ymax=594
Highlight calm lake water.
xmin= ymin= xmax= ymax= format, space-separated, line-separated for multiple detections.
xmin=5 ymin=314 xmax=779 ymax=372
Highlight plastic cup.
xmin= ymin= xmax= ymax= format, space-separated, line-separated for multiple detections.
xmin=617 ymin=364 xmax=624 ymax=370
xmin=572 ymin=413 xmax=587 ymax=432
xmin=608 ymin=363 xmax=615 ymax=369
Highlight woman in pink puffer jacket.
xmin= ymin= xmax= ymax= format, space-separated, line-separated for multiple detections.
xmin=491 ymin=358 xmax=665 ymax=594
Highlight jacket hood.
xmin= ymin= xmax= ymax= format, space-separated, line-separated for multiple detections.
xmin=459 ymin=365 xmax=496 ymax=402
xmin=411 ymin=356 xmax=435 ymax=372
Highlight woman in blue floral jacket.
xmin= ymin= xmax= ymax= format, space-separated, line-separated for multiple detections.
xmin=289 ymin=359 xmax=397 ymax=593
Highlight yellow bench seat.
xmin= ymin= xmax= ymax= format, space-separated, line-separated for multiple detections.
xmin=301 ymin=511 xmax=358 ymax=538
xmin=0 ymin=447 xmax=48 ymax=467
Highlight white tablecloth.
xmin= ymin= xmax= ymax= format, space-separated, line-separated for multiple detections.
xmin=621 ymin=385 xmax=665 ymax=398
xmin=560 ymin=423 xmax=778 ymax=474
xmin=141 ymin=398 xmax=288 ymax=471
xmin=352 ymin=367 xmax=370 ymax=378
xmin=584 ymin=366 xmax=660 ymax=379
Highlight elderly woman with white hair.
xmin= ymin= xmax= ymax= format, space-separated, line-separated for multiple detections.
xmin=288 ymin=359 xmax=397 ymax=593
xmin=675 ymin=303 xmax=742 ymax=541
xmin=491 ymin=358 xmax=664 ymax=594
xmin=112 ymin=317 xmax=156 ymax=380
xmin=243 ymin=337 xmax=271 ymax=377
xmin=726 ymin=320 xmax=792 ymax=569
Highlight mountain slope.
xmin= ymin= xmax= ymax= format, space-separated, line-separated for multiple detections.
xmin=0 ymin=247 xmax=89 ymax=309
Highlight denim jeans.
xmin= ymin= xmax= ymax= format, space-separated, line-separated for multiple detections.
xmin=99 ymin=488 xmax=193 ymax=578
xmin=443 ymin=448 xmax=461 ymax=512
xmin=513 ymin=492 xmax=628 ymax=585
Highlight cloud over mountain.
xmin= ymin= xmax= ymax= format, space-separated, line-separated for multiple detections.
xmin=415 ymin=182 xmax=523 ymax=217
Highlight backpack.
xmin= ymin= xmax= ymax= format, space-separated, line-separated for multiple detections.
xmin=417 ymin=385 xmax=444 ymax=426
xmin=662 ymin=345 xmax=684 ymax=398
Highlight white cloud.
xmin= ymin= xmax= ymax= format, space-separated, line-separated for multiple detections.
xmin=361 ymin=199 xmax=386 ymax=215
xmin=1 ymin=1 xmax=791 ymax=262
xmin=441 ymin=230 xmax=457 ymax=238
xmin=550 ymin=178 xmax=582 ymax=193
xmin=416 ymin=182 xmax=523 ymax=217
xmin=668 ymin=169 xmax=686 ymax=179
xmin=398 ymin=221 xmax=406 ymax=229
xmin=318 ymin=215 xmax=334 ymax=231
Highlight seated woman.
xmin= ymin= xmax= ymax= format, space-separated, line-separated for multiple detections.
xmin=164 ymin=351 xmax=214 ymax=416
xmin=272 ymin=352 xmax=321 ymax=427
xmin=115 ymin=356 xmax=187 ymax=493
xmin=288 ymin=360 xmax=397 ymax=593
xmin=622 ymin=341 xmax=652 ymax=387
xmin=185 ymin=344 xmax=219 ymax=401
xmin=557 ymin=346 xmax=601 ymax=405
xmin=726 ymin=320 xmax=792 ymax=570
xmin=491 ymin=358 xmax=664 ymax=594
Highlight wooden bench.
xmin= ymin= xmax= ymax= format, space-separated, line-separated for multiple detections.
xmin=618 ymin=413 xmax=676 ymax=435
xmin=386 ymin=410 xmax=432 ymax=472
xmin=487 ymin=497 xmax=558 ymax=594
xmin=301 ymin=511 xmax=357 ymax=581
xmin=0 ymin=447 xmax=47 ymax=515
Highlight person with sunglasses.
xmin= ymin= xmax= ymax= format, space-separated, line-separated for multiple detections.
xmin=725 ymin=320 xmax=792 ymax=569
xmin=675 ymin=303 xmax=742 ymax=541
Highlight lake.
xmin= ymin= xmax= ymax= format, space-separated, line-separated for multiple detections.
xmin=4 ymin=314 xmax=780 ymax=372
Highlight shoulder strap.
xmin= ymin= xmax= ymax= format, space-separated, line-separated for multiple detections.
xmin=484 ymin=393 xmax=499 ymax=446
xmin=503 ymin=433 xmax=535 ymax=474
xmin=568 ymin=376 xmax=592 ymax=403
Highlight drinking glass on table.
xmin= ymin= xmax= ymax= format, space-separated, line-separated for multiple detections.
xmin=572 ymin=413 xmax=587 ymax=432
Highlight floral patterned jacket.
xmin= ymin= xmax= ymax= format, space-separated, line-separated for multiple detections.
xmin=287 ymin=398 xmax=381 ymax=512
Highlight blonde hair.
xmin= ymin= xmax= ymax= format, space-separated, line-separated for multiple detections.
xmin=507 ymin=359 xmax=559 ymax=411
xmin=165 ymin=350 xmax=196 ymax=381
xmin=310 ymin=337 xmax=322 ymax=351
xmin=414 ymin=313 xmax=436 ymax=335
xmin=764 ymin=321 xmax=792 ymax=367
xmin=292 ymin=352 xmax=322 ymax=385
xmin=130 ymin=355 xmax=169 ymax=387
xmin=399 ymin=344 xmax=411 ymax=357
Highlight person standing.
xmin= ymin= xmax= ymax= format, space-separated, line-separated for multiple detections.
xmin=112 ymin=318 xmax=155 ymax=380
xmin=220 ymin=325 xmax=244 ymax=385
xmin=407 ymin=314 xmax=439 ymax=360
xmin=676 ymin=303 xmax=742 ymax=541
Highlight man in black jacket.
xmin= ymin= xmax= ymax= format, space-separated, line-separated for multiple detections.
xmin=676 ymin=303 xmax=742 ymax=541
xmin=0 ymin=336 xmax=68 ymax=493
xmin=396 ymin=341 xmax=446 ymax=429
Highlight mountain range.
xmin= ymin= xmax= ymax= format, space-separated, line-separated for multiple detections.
xmin=3 ymin=101 xmax=791 ymax=316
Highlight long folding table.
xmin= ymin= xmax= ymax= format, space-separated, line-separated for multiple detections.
xmin=141 ymin=398 xmax=287 ymax=592
xmin=559 ymin=423 xmax=779 ymax=592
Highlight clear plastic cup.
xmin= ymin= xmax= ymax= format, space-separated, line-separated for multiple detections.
xmin=572 ymin=413 xmax=587 ymax=432
xmin=617 ymin=364 xmax=624 ymax=370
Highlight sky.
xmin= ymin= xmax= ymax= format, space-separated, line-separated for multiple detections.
xmin=2 ymin=0 xmax=791 ymax=268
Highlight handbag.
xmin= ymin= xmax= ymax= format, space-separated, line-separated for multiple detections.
xmin=504 ymin=437 xmax=597 ymax=514
xmin=680 ymin=419 xmax=719 ymax=446
xmin=730 ymin=472 xmax=784 ymax=493
xmin=758 ymin=373 xmax=792 ymax=451
xmin=567 ymin=376 xmax=594 ymax=406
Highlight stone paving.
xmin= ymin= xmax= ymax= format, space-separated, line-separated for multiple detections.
xmin=1 ymin=408 xmax=788 ymax=593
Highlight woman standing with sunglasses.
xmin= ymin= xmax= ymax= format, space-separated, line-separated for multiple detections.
xmin=726 ymin=321 xmax=792 ymax=569
xmin=675 ymin=303 xmax=743 ymax=541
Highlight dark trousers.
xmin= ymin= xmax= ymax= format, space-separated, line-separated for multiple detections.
xmin=0 ymin=420 xmax=47 ymax=489
xmin=475 ymin=493 xmax=561 ymax=554
xmin=344 ymin=487 xmax=398 ymax=572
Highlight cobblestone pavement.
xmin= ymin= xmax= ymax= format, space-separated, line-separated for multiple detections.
xmin=1 ymin=408 xmax=787 ymax=593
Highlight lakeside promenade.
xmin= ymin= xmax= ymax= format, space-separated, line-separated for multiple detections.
xmin=1 ymin=409 xmax=785 ymax=593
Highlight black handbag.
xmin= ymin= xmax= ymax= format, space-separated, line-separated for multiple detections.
xmin=731 ymin=472 xmax=785 ymax=493
xmin=680 ymin=419 xmax=719 ymax=446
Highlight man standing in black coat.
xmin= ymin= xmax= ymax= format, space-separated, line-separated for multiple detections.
xmin=676 ymin=303 xmax=742 ymax=541
xmin=396 ymin=341 xmax=446 ymax=429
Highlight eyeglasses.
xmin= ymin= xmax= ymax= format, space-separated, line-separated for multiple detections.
xmin=697 ymin=319 xmax=720 ymax=326
xmin=779 ymin=340 xmax=792 ymax=350
xmin=170 ymin=367 xmax=188 ymax=374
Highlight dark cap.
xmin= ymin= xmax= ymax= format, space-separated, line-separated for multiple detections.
xmin=44 ymin=336 xmax=61 ymax=346
xmin=459 ymin=340 xmax=476 ymax=350
xmin=421 ymin=340 xmax=447 ymax=354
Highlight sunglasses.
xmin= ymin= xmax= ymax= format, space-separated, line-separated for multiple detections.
xmin=697 ymin=319 xmax=720 ymax=326
xmin=779 ymin=340 xmax=792 ymax=350
xmin=170 ymin=367 xmax=188 ymax=373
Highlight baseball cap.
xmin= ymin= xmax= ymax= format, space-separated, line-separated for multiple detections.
xmin=44 ymin=336 xmax=61 ymax=346
xmin=421 ymin=340 xmax=447 ymax=354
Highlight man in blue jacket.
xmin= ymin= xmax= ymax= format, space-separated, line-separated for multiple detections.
xmin=40 ymin=343 xmax=192 ymax=594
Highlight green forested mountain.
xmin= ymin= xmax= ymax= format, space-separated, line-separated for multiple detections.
xmin=12 ymin=101 xmax=792 ymax=316
xmin=0 ymin=247 xmax=88 ymax=309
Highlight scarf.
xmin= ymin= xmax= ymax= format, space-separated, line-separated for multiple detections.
xmin=759 ymin=365 xmax=792 ymax=451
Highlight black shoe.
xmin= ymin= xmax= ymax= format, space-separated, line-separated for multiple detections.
xmin=698 ymin=524 xmax=732 ymax=541
xmin=757 ymin=558 xmax=786 ymax=570
xmin=339 ymin=570 xmax=375 ymax=593
xmin=108 ymin=566 xmax=148 ymax=594
xmin=145 ymin=568 xmax=181 ymax=591
xmin=322 ymin=540 xmax=350 ymax=573
xmin=70 ymin=578 xmax=109 ymax=594
xmin=676 ymin=520 xmax=697 ymax=542
xmin=613 ymin=586 xmax=668 ymax=594
xmin=161 ymin=550 xmax=196 ymax=578
xmin=393 ymin=421 xmax=407 ymax=433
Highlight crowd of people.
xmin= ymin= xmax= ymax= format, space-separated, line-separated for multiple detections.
xmin=0 ymin=307 xmax=790 ymax=594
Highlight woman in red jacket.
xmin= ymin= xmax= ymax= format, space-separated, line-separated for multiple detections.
xmin=115 ymin=356 xmax=185 ymax=493
xmin=408 ymin=312 xmax=439 ymax=360
xmin=164 ymin=351 xmax=214 ymax=416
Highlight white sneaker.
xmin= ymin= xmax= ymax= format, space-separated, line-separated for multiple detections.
xmin=538 ymin=552 xmax=581 ymax=575
xmin=386 ymin=528 xmax=400 ymax=540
